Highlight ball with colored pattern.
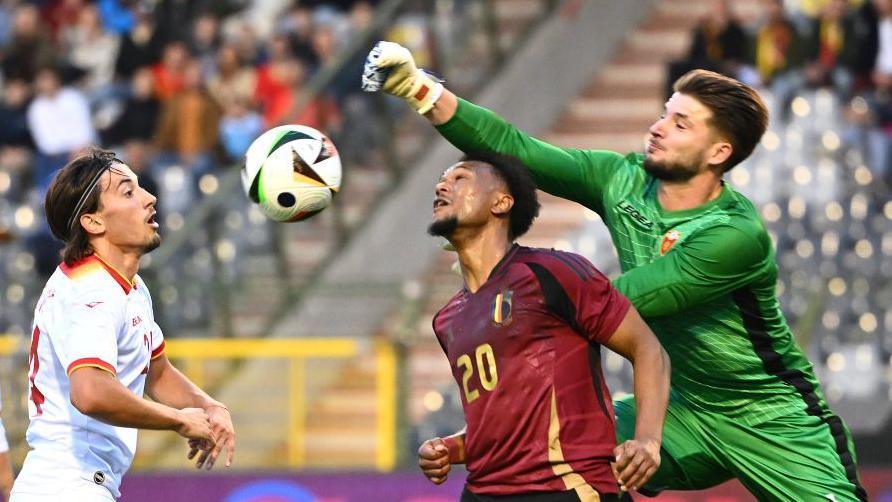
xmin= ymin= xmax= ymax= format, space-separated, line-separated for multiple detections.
xmin=241 ymin=125 xmax=342 ymax=222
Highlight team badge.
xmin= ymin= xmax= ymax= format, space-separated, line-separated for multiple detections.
xmin=660 ymin=230 xmax=681 ymax=255
xmin=492 ymin=290 xmax=513 ymax=326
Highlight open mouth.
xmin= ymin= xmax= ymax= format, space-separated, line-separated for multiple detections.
xmin=147 ymin=212 xmax=159 ymax=228
xmin=433 ymin=197 xmax=450 ymax=210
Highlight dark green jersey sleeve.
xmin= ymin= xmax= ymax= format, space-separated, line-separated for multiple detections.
xmin=613 ymin=224 xmax=771 ymax=318
xmin=435 ymin=98 xmax=627 ymax=214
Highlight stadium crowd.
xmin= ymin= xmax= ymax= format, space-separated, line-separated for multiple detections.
xmin=672 ymin=0 xmax=892 ymax=192
xmin=0 ymin=0 xmax=421 ymax=282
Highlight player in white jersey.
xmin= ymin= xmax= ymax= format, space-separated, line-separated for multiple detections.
xmin=12 ymin=149 xmax=236 ymax=501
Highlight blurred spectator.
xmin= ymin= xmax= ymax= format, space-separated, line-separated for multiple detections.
xmin=100 ymin=67 xmax=160 ymax=147
xmin=45 ymin=0 xmax=87 ymax=42
xmin=121 ymin=139 xmax=161 ymax=209
xmin=26 ymin=66 xmax=95 ymax=193
xmin=279 ymin=3 xmax=320 ymax=67
xmin=801 ymin=0 xmax=860 ymax=96
xmin=190 ymin=12 xmax=222 ymax=78
xmin=155 ymin=59 xmax=221 ymax=181
xmin=255 ymin=34 xmax=298 ymax=124
xmin=152 ymin=41 xmax=190 ymax=100
xmin=1 ymin=4 xmax=56 ymax=82
xmin=219 ymin=97 xmax=263 ymax=161
xmin=0 ymin=79 xmax=35 ymax=150
xmin=97 ymin=0 xmax=137 ymax=35
xmin=843 ymin=0 xmax=892 ymax=188
xmin=256 ymin=55 xmax=301 ymax=126
xmin=255 ymin=51 xmax=341 ymax=131
xmin=230 ymin=21 xmax=263 ymax=66
xmin=754 ymin=0 xmax=805 ymax=85
xmin=114 ymin=5 xmax=164 ymax=81
xmin=871 ymin=0 xmax=892 ymax=88
xmin=754 ymin=0 xmax=807 ymax=121
xmin=0 ymin=79 xmax=35 ymax=189
xmin=0 ymin=1 xmax=15 ymax=48
xmin=688 ymin=0 xmax=749 ymax=73
xmin=63 ymin=4 xmax=121 ymax=95
xmin=154 ymin=0 xmax=241 ymax=42
xmin=666 ymin=0 xmax=749 ymax=97
xmin=206 ymin=44 xmax=257 ymax=110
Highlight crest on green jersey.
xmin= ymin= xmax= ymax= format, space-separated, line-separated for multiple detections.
xmin=660 ymin=230 xmax=681 ymax=255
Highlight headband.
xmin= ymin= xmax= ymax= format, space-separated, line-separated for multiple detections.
xmin=66 ymin=165 xmax=112 ymax=237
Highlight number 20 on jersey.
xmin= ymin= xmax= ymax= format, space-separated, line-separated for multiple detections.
xmin=456 ymin=343 xmax=498 ymax=403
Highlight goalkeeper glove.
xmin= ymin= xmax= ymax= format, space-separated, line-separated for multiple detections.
xmin=361 ymin=41 xmax=444 ymax=115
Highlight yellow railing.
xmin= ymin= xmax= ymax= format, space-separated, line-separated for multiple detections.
xmin=0 ymin=335 xmax=398 ymax=471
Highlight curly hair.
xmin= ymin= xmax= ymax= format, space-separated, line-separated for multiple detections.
xmin=461 ymin=151 xmax=540 ymax=240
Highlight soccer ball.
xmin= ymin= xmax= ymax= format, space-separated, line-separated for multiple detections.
xmin=241 ymin=124 xmax=342 ymax=222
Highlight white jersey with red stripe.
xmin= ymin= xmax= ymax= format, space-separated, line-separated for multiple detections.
xmin=18 ymin=254 xmax=165 ymax=499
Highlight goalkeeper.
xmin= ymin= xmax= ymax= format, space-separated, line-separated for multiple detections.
xmin=362 ymin=41 xmax=867 ymax=501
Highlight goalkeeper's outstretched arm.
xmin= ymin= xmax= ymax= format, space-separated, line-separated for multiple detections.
xmin=361 ymin=41 xmax=624 ymax=209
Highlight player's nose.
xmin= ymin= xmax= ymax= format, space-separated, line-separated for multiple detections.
xmin=142 ymin=187 xmax=157 ymax=207
xmin=435 ymin=180 xmax=449 ymax=196
xmin=648 ymin=118 xmax=664 ymax=138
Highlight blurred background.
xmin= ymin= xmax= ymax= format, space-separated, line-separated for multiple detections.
xmin=0 ymin=0 xmax=891 ymax=500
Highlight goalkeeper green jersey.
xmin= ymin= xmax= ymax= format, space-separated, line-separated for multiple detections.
xmin=436 ymin=98 xmax=829 ymax=425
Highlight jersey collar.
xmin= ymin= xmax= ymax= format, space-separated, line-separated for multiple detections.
xmin=59 ymin=254 xmax=137 ymax=294
xmin=653 ymin=180 xmax=735 ymax=219
xmin=462 ymin=243 xmax=520 ymax=295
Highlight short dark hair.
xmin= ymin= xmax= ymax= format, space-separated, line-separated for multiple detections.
xmin=44 ymin=148 xmax=122 ymax=265
xmin=673 ymin=69 xmax=768 ymax=172
xmin=461 ymin=151 xmax=540 ymax=240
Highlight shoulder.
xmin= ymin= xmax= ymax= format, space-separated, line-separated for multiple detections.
xmin=57 ymin=262 xmax=128 ymax=309
xmin=719 ymin=190 xmax=772 ymax=252
xmin=514 ymin=247 xmax=606 ymax=285
xmin=684 ymin=203 xmax=772 ymax=266
xmin=133 ymin=275 xmax=154 ymax=303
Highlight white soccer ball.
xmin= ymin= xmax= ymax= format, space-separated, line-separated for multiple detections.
xmin=241 ymin=124 xmax=342 ymax=222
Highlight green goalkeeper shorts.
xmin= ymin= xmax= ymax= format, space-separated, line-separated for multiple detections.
xmin=614 ymin=392 xmax=867 ymax=501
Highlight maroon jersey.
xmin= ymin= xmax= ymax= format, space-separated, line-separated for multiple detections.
xmin=433 ymin=245 xmax=631 ymax=498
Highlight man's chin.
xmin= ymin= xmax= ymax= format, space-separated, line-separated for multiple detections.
xmin=143 ymin=234 xmax=162 ymax=254
xmin=428 ymin=216 xmax=458 ymax=238
xmin=643 ymin=157 xmax=698 ymax=182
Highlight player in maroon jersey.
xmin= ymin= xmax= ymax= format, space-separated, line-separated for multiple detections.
xmin=417 ymin=151 xmax=670 ymax=502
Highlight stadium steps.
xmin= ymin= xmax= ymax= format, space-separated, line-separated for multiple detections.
xmin=222 ymin=166 xmax=392 ymax=338
xmin=494 ymin=0 xmax=551 ymax=49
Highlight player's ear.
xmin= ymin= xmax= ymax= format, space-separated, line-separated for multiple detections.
xmin=707 ymin=140 xmax=732 ymax=168
xmin=492 ymin=192 xmax=514 ymax=216
xmin=80 ymin=212 xmax=105 ymax=237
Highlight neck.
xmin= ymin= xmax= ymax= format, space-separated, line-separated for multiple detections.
xmin=451 ymin=226 xmax=513 ymax=294
xmin=657 ymin=170 xmax=724 ymax=212
xmin=90 ymin=241 xmax=141 ymax=281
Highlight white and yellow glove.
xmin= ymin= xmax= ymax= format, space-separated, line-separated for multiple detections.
xmin=361 ymin=41 xmax=444 ymax=114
